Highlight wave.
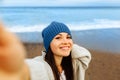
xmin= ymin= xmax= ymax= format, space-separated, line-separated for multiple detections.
xmin=6 ymin=19 xmax=120 ymax=33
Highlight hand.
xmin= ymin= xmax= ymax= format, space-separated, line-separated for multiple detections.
xmin=0 ymin=23 xmax=26 ymax=73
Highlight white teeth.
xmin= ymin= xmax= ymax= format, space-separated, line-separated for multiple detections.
xmin=61 ymin=46 xmax=69 ymax=50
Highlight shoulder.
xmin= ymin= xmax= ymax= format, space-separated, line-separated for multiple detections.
xmin=25 ymin=59 xmax=49 ymax=80
xmin=25 ymin=52 xmax=54 ymax=80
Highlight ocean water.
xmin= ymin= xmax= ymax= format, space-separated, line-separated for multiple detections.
xmin=0 ymin=7 xmax=120 ymax=53
xmin=0 ymin=7 xmax=120 ymax=32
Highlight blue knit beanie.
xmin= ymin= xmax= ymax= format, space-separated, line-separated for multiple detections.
xmin=42 ymin=21 xmax=72 ymax=52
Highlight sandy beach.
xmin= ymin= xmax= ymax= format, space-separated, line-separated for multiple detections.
xmin=1 ymin=5 xmax=120 ymax=80
xmin=23 ymin=42 xmax=120 ymax=80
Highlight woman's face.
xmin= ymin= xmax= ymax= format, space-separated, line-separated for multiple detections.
xmin=50 ymin=32 xmax=73 ymax=57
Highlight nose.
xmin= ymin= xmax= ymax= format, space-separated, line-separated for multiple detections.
xmin=61 ymin=38 xmax=68 ymax=44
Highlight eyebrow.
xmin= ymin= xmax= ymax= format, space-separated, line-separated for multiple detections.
xmin=57 ymin=33 xmax=70 ymax=36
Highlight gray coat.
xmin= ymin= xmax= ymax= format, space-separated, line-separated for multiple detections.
xmin=26 ymin=44 xmax=91 ymax=80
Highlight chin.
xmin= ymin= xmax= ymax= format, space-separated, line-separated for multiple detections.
xmin=62 ymin=52 xmax=70 ymax=57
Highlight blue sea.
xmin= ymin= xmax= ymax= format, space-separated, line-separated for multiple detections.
xmin=0 ymin=7 xmax=120 ymax=31
xmin=0 ymin=7 xmax=120 ymax=53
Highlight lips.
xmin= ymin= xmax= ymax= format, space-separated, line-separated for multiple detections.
xmin=60 ymin=46 xmax=70 ymax=50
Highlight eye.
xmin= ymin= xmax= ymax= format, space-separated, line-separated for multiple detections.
xmin=67 ymin=35 xmax=72 ymax=39
xmin=55 ymin=36 xmax=61 ymax=39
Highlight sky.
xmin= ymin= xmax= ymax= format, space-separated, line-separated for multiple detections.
xmin=0 ymin=0 xmax=120 ymax=7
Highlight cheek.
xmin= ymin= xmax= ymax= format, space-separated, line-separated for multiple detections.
xmin=50 ymin=45 xmax=60 ymax=56
xmin=50 ymin=42 xmax=58 ymax=52
xmin=51 ymin=45 xmax=56 ymax=51
xmin=70 ymin=40 xmax=73 ymax=45
xmin=69 ymin=40 xmax=73 ymax=51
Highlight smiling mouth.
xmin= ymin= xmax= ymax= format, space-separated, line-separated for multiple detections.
xmin=60 ymin=46 xmax=70 ymax=50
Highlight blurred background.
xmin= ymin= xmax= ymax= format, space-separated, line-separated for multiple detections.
xmin=0 ymin=0 xmax=120 ymax=80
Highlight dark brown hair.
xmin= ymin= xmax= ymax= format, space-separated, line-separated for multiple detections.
xmin=45 ymin=47 xmax=73 ymax=80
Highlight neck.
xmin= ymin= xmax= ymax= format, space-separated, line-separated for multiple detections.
xmin=57 ymin=65 xmax=63 ymax=73
xmin=54 ymin=55 xmax=63 ymax=73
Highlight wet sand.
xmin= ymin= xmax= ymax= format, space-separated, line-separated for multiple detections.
xmin=23 ymin=43 xmax=120 ymax=80
xmin=86 ymin=50 xmax=120 ymax=80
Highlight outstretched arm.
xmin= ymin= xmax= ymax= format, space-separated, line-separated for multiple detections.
xmin=0 ymin=23 xmax=30 ymax=80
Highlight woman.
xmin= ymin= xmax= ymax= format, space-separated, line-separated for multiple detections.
xmin=0 ymin=21 xmax=91 ymax=80
xmin=43 ymin=21 xmax=74 ymax=80
xmin=27 ymin=21 xmax=91 ymax=80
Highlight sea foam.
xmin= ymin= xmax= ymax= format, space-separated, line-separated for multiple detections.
xmin=6 ymin=19 xmax=120 ymax=33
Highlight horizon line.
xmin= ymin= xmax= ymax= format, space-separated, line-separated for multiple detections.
xmin=0 ymin=6 xmax=120 ymax=8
